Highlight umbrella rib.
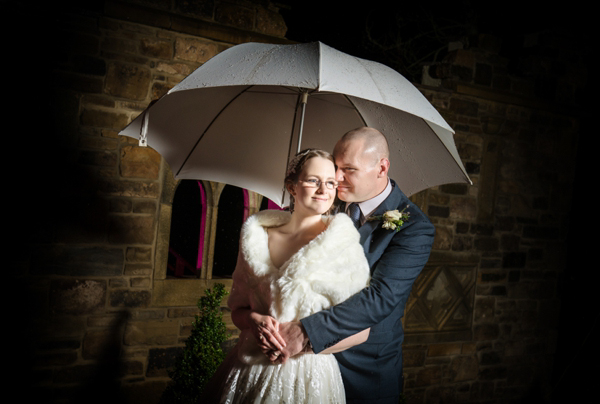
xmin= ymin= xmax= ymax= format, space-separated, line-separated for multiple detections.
xmin=175 ymin=85 xmax=253 ymax=177
xmin=342 ymin=94 xmax=369 ymax=127
xmin=279 ymin=88 xmax=315 ymax=205
xmin=342 ymin=94 xmax=470 ymax=186
xmin=418 ymin=117 xmax=472 ymax=185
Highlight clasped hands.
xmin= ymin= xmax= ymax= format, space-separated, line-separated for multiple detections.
xmin=249 ymin=312 xmax=310 ymax=364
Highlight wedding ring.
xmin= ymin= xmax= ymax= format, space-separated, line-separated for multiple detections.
xmin=259 ymin=334 xmax=264 ymax=340
xmin=273 ymin=352 xmax=280 ymax=357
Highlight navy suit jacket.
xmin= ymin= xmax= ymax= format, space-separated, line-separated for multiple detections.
xmin=301 ymin=181 xmax=435 ymax=403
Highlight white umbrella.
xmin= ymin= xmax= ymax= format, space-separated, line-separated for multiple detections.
xmin=119 ymin=41 xmax=471 ymax=206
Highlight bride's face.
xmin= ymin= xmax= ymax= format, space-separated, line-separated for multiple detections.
xmin=290 ymin=157 xmax=337 ymax=215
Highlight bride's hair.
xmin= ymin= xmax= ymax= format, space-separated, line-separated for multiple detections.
xmin=285 ymin=149 xmax=336 ymax=213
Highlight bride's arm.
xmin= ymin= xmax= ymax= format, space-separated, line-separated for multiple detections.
xmin=305 ymin=328 xmax=370 ymax=355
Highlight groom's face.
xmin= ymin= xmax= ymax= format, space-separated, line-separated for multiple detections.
xmin=333 ymin=140 xmax=381 ymax=203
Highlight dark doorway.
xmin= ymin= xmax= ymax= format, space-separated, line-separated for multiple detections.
xmin=167 ymin=180 xmax=205 ymax=278
xmin=212 ymin=185 xmax=245 ymax=278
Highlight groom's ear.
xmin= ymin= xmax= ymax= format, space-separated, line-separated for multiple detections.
xmin=378 ymin=158 xmax=390 ymax=178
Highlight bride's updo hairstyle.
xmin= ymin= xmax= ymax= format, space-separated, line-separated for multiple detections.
xmin=285 ymin=148 xmax=336 ymax=213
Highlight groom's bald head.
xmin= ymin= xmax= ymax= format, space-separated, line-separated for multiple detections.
xmin=333 ymin=127 xmax=390 ymax=203
xmin=335 ymin=127 xmax=389 ymax=166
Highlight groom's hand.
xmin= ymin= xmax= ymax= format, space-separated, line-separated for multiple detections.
xmin=270 ymin=321 xmax=309 ymax=364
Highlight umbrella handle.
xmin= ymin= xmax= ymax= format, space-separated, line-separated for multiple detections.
xmin=297 ymin=91 xmax=309 ymax=153
xmin=139 ymin=110 xmax=148 ymax=147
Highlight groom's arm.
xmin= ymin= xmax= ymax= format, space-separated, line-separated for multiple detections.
xmin=277 ymin=215 xmax=434 ymax=360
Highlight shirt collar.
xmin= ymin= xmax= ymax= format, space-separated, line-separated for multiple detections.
xmin=345 ymin=178 xmax=392 ymax=223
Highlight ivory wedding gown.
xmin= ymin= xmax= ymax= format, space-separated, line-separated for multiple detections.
xmin=202 ymin=210 xmax=370 ymax=403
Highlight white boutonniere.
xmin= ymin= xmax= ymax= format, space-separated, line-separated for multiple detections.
xmin=368 ymin=206 xmax=410 ymax=232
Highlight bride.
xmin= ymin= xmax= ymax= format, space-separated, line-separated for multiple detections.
xmin=203 ymin=149 xmax=370 ymax=403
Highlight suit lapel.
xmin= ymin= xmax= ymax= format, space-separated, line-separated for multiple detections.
xmin=357 ymin=182 xmax=408 ymax=264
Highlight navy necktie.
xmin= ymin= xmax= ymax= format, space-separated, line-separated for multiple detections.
xmin=348 ymin=203 xmax=361 ymax=228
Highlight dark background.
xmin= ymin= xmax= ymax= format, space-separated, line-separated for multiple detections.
xmin=277 ymin=1 xmax=595 ymax=401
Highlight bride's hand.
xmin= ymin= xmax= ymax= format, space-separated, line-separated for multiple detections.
xmin=249 ymin=312 xmax=287 ymax=353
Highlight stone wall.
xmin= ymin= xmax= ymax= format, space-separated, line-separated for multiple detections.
xmin=400 ymin=32 xmax=588 ymax=403
xmin=8 ymin=1 xmax=588 ymax=403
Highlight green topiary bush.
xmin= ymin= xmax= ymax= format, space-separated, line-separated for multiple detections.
xmin=159 ymin=283 xmax=230 ymax=404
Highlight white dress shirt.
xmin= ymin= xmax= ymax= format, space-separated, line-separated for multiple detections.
xmin=345 ymin=178 xmax=392 ymax=225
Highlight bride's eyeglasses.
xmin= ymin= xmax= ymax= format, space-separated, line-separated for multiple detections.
xmin=299 ymin=178 xmax=338 ymax=189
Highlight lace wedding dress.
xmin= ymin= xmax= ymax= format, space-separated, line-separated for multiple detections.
xmin=202 ymin=210 xmax=370 ymax=403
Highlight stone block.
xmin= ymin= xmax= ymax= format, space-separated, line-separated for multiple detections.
xmin=415 ymin=366 xmax=442 ymax=386
xmin=428 ymin=205 xmax=449 ymax=218
xmin=456 ymin=222 xmax=470 ymax=234
xmin=124 ymin=263 xmax=153 ymax=276
xmin=474 ymin=297 xmax=495 ymax=321
xmin=174 ymin=37 xmax=218 ymax=63
xmin=105 ymin=62 xmax=151 ymax=100
xmin=404 ymin=347 xmax=427 ymax=367
xmin=83 ymin=328 xmax=121 ymax=359
xmin=450 ymin=98 xmax=479 ymax=117
xmin=475 ymin=63 xmax=493 ymax=86
xmin=110 ymin=289 xmax=152 ymax=308
xmin=127 ymin=246 xmax=153 ymax=262
xmin=99 ymin=178 xmax=161 ymax=198
xmin=255 ymin=6 xmax=287 ymax=37
xmin=140 ymin=37 xmax=173 ymax=59
xmin=428 ymin=343 xmax=462 ymax=357
xmin=478 ymin=365 xmax=508 ymax=380
xmin=473 ymin=34 xmax=502 ymax=54
xmin=502 ymin=251 xmax=527 ymax=268
xmin=450 ymin=355 xmax=479 ymax=381
xmin=124 ymin=321 xmax=180 ymax=346
xmin=120 ymin=145 xmax=161 ymax=179
xmin=35 ymin=351 xmax=79 ymax=367
xmin=53 ymin=364 xmax=98 ymax=384
xmin=130 ymin=277 xmax=152 ymax=288
xmin=214 ymin=2 xmax=254 ymax=31
xmin=440 ymin=183 xmax=469 ymax=195
xmin=474 ymin=323 xmax=500 ymax=341
xmin=479 ymin=271 xmax=506 ymax=283
xmin=108 ymin=215 xmax=155 ymax=244
xmin=432 ymin=226 xmax=452 ymax=250
xmin=452 ymin=235 xmax=473 ymax=251
xmin=175 ymin=0 xmax=214 ymax=18
xmin=449 ymin=197 xmax=477 ymax=220
xmin=151 ymin=81 xmax=173 ymax=100
xmin=523 ymin=226 xmax=561 ymax=240
xmin=480 ymin=350 xmax=502 ymax=365
xmin=501 ymin=234 xmax=520 ymax=250
xmin=447 ymin=49 xmax=475 ymax=68
xmin=156 ymin=61 xmax=193 ymax=76
xmin=474 ymin=236 xmax=499 ymax=252
xmin=50 ymin=279 xmax=107 ymax=315
xmin=168 ymin=307 xmax=200 ymax=318
xmin=131 ymin=310 xmax=167 ymax=321
xmin=451 ymin=65 xmax=474 ymax=81
xmin=121 ymin=381 xmax=170 ymax=404
xmin=480 ymin=115 xmax=505 ymax=135
xmin=31 ymin=246 xmax=124 ymax=277
xmin=462 ymin=342 xmax=477 ymax=354
xmin=80 ymin=108 xmax=130 ymax=130
xmin=133 ymin=199 xmax=158 ymax=214
xmin=79 ymin=149 xmax=118 ymax=168
xmin=470 ymin=223 xmax=494 ymax=236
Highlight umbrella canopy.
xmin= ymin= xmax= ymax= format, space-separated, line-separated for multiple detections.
xmin=119 ymin=41 xmax=470 ymax=206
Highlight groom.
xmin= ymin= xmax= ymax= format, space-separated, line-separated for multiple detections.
xmin=276 ymin=127 xmax=435 ymax=403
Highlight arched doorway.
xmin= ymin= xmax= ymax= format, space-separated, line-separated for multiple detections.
xmin=167 ymin=180 xmax=206 ymax=278
xmin=212 ymin=185 xmax=245 ymax=278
